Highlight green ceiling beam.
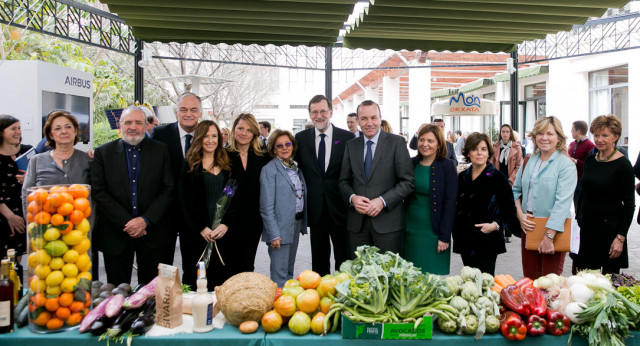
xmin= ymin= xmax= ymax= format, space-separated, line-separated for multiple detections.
xmin=125 ymin=20 xmax=340 ymax=37
xmin=104 ymin=0 xmax=354 ymax=14
xmin=402 ymin=0 xmax=628 ymax=8
xmin=343 ymin=36 xmax=516 ymax=53
xmin=132 ymin=28 xmax=336 ymax=45
xmin=120 ymin=15 xmax=342 ymax=30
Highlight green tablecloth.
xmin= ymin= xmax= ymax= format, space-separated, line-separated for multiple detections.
xmin=2 ymin=325 xmax=640 ymax=346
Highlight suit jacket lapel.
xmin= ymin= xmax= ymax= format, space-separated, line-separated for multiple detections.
xmin=115 ymin=139 xmax=132 ymax=199
xmin=275 ymin=160 xmax=295 ymax=190
xmin=306 ymin=129 xmax=322 ymax=176
xmin=171 ymin=122 xmax=183 ymax=158
xmin=368 ymin=131 xmax=387 ymax=179
xmin=354 ymin=136 xmax=365 ymax=177
xmin=327 ymin=125 xmax=342 ymax=172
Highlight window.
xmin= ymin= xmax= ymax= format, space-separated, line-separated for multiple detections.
xmin=523 ymin=82 xmax=546 ymax=132
xmin=292 ymin=119 xmax=308 ymax=134
xmin=589 ymin=65 xmax=628 ymax=144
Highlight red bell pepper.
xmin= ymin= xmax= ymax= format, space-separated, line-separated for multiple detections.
xmin=500 ymin=284 xmax=531 ymax=316
xmin=546 ymin=309 xmax=570 ymax=336
xmin=526 ymin=315 xmax=546 ymax=336
xmin=515 ymin=277 xmax=534 ymax=290
xmin=523 ymin=286 xmax=547 ymax=316
xmin=501 ymin=311 xmax=527 ymax=341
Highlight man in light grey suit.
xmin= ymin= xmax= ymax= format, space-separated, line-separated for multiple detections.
xmin=339 ymin=100 xmax=415 ymax=256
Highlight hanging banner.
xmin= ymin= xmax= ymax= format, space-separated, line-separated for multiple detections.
xmin=432 ymin=92 xmax=497 ymax=116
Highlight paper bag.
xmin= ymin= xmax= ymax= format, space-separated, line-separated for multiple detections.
xmin=156 ymin=264 xmax=183 ymax=328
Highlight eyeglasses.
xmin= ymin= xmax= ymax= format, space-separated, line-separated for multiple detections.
xmin=310 ymin=110 xmax=329 ymax=116
xmin=275 ymin=142 xmax=292 ymax=149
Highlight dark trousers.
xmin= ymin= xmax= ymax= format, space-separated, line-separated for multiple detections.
xmin=460 ymin=253 xmax=498 ymax=276
xmin=309 ymin=201 xmax=349 ymax=276
xmin=348 ymin=216 xmax=402 ymax=258
xmin=103 ymin=238 xmax=161 ymax=286
xmin=180 ymin=231 xmax=205 ymax=290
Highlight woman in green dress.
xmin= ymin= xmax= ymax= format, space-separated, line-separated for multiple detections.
xmin=179 ymin=120 xmax=230 ymax=290
xmin=404 ymin=125 xmax=458 ymax=275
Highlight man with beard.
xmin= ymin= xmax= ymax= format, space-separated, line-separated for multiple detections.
xmin=294 ymin=95 xmax=354 ymax=275
xmin=91 ymin=106 xmax=173 ymax=285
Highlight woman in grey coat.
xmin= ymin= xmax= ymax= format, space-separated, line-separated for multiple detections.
xmin=259 ymin=129 xmax=307 ymax=286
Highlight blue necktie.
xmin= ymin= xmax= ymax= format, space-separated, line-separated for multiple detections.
xmin=317 ymin=133 xmax=326 ymax=173
xmin=364 ymin=140 xmax=373 ymax=180
xmin=184 ymin=134 xmax=192 ymax=156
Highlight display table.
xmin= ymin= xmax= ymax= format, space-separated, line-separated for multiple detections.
xmin=2 ymin=325 xmax=640 ymax=346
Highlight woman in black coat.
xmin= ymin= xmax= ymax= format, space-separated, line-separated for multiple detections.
xmin=452 ymin=133 xmax=517 ymax=275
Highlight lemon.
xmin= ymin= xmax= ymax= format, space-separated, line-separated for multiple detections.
xmin=45 ymin=270 xmax=64 ymax=287
xmin=62 ymin=263 xmax=78 ymax=278
xmin=43 ymin=227 xmax=61 ymax=241
xmin=62 ymin=249 xmax=79 ymax=263
xmin=62 ymin=230 xmax=83 ymax=246
xmin=31 ymin=237 xmax=46 ymax=250
xmin=75 ymin=218 xmax=90 ymax=235
xmin=77 ymin=271 xmax=92 ymax=282
xmin=72 ymin=238 xmax=91 ymax=254
xmin=30 ymin=278 xmax=46 ymax=293
xmin=34 ymin=249 xmax=51 ymax=266
xmin=49 ymin=257 xmax=64 ymax=270
xmin=46 ymin=285 xmax=61 ymax=296
xmin=60 ymin=277 xmax=77 ymax=293
xmin=44 ymin=240 xmax=68 ymax=257
xmin=34 ymin=264 xmax=51 ymax=279
xmin=28 ymin=252 xmax=39 ymax=268
xmin=76 ymin=254 xmax=91 ymax=272
xmin=27 ymin=222 xmax=38 ymax=233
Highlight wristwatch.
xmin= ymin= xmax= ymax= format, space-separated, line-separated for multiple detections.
xmin=493 ymin=221 xmax=500 ymax=231
xmin=545 ymin=232 xmax=555 ymax=240
xmin=616 ymin=235 xmax=625 ymax=243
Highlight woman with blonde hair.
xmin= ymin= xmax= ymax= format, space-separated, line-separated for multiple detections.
xmin=572 ymin=115 xmax=635 ymax=274
xmin=225 ymin=113 xmax=270 ymax=275
xmin=512 ymin=116 xmax=576 ymax=278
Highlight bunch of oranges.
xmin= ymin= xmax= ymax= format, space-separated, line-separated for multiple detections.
xmin=25 ymin=184 xmax=92 ymax=331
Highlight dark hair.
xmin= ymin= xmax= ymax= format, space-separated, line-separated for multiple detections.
xmin=0 ymin=115 xmax=20 ymax=144
xmin=347 ymin=112 xmax=357 ymax=119
xmin=454 ymin=130 xmax=462 ymax=136
xmin=462 ymin=132 xmax=494 ymax=161
xmin=356 ymin=100 xmax=381 ymax=118
xmin=417 ymin=124 xmax=447 ymax=160
xmin=267 ymin=129 xmax=298 ymax=158
xmin=433 ymin=118 xmax=445 ymax=124
xmin=308 ymin=95 xmax=332 ymax=112
xmin=43 ymin=110 xmax=80 ymax=148
xmin=259 ymin=121 xmax=272 ymax=133
xmin=186 ymin=120 xmax=230 ymax=173
xmin=572 ymin=120 xmax=588 ymax=136
xmin=146 ymin=115 xmax=156 ymax=124
xmin=499 ymin=124 xmax=516 ymax=142
xmin=590 ymin=115 xmax=622 ymax=146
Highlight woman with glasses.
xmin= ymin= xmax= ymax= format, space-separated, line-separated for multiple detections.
xmin=259 ymin=129 xmax=307 ymax=286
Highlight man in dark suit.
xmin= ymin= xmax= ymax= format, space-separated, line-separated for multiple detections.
xmin=339 ymin=100 xmax=414 ymax=255
xmin=295 ymin=95 xmax=354 ymax=276
xmin=151 ymin=92 xmax=202 ymax=287
xmin=346 ymin=112 xmax=363 ymax=138
xmin=259 ymin=121 xmax=271 ymax=150
xmin=91 ymin=106 xmax=173 ymax=285
xmin=409 ymin=119 xmax=458 ymax=166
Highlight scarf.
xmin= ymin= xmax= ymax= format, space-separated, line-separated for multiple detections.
xmin=499 ymin=140 xmax=512 ymax=165
xmin=279 ymin=157 xmax=298 ymax=171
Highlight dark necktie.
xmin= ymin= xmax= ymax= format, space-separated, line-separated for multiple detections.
xmin=317 ymin=133 xmax=326 ymax=173
xmin=184 ymin=134 xmax=192 ymax=156
xmin=364 ymin=140 xmax=373 ymax=180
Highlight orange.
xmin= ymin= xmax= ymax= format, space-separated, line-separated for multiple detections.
xmin=33 ymin=293 xmax=47 ymax=307
xmin=83 ymin=291 xmax=91 ymax=307
xmin=68 ymin=184 xmax=89 ymax=199
xmin=83 ymin=207 xmax=92 ymax=218
xmin=34 ymin=211 xmax=51 ymax=225
xmin=46 ymin=317 xmax=64 ymax=330
xmin=55 ymin=307 xmax=71 ymax=321
xmin=49 ymin=186 xmax=68 ymax=193
xmin=69 ymin=210 xmax=84 ymax=225
xmin=59 ymin=221 xmax=74 ymax=235
xmin=34 ymin=311 xmax=51 ymax=327
xmin=59 ymin=292 xmax=73 ymax=307
xmin=69 ymin=301 xmax=85 ymax=313
xmin=27 ymin=201 xmax=41 ymax=214
xmin=45 ymin=297 xmax=60 ymax=312
xmin=66 ymin=312 xmax=83 ymax=326
xmin=42 ymin=200 xmax=56 ymax=213
xmin=50 ymin=214 xmax=64 ymax=226
xmin=47 ymin=193 xmax=64 ymax=208
xmin=27 ymin=212 xmax=34 ymax=223
xmin=57 ymin=203 xmax=74 ymax=216
xmin=73 ymin=198 xmax=90 ymax=212
xmin=28 ymin=300 xmax=37 ymax=313
xmin=30 ymin=189 xmax=49 ymax=204
xmin=61 ymin=192 xmax=74 ymax=204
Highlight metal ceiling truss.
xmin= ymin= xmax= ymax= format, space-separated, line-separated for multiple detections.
xmin=0 ymin=0 xmax=136 ymax=55
xmin=519 ymin=12 xmax=640 ymax=63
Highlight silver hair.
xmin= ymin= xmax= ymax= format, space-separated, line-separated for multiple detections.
xmin=120 ymin=106 xmax=145 ymax=123
xmin=174 ymin=92 xmax=202 ymax=110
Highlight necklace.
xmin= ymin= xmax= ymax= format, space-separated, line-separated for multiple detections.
xmin=595 ymin=147 xmax=617 ymax=162
xmin=51 ymin=149 xmax=73 ymax=161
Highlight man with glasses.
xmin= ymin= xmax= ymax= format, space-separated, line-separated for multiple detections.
xmin=294 ymin=95 xmax=354 ymax=276
xmin=151 ymin=92 xmax=203 ymax=288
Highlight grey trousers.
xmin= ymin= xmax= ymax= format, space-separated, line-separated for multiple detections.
xmin=267 ymin=219 xmax=302 ymax=286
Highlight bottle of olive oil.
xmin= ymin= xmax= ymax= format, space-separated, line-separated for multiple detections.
xmin=7 ymin=249 xmax=21 ymax=304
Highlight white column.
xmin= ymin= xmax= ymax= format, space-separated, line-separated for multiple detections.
xmin=382 ymin=75 xmax=400 ymax=134
xmin=409 ymin=62 xmax=430 ymax=137
xmin=353 ymin=92 xmax=365 ymax=110
xmin=365 ymin=85 xmax=379 ymax=101
xmin=628 ymin=57 xmax=640 ymax=163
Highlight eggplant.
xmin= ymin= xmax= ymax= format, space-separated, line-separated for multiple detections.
xmin=80 ymin=295 xmax=113 ymax=333
xmin=130 ymin=298 xmax=156 ymax=335
xmin=107 ymin=307 xmax=143 ymax=338
xmin=89 ymin=315 xmax=117 ymax=336
xmin=105 ymin=294 xmax=125 ymax=317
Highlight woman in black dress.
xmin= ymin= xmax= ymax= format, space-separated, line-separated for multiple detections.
xmin=0 ymin=115 xmax=32 ymax=260
xmin=179 ymin=120 xmax=231 ymax=289
xmin=452 ymin=133 xmax=517 ymax=275
xmin=573 ymin=115 xmax=635 ymax=274
xmin=224 ymin=113 xmax=270 ymax=276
